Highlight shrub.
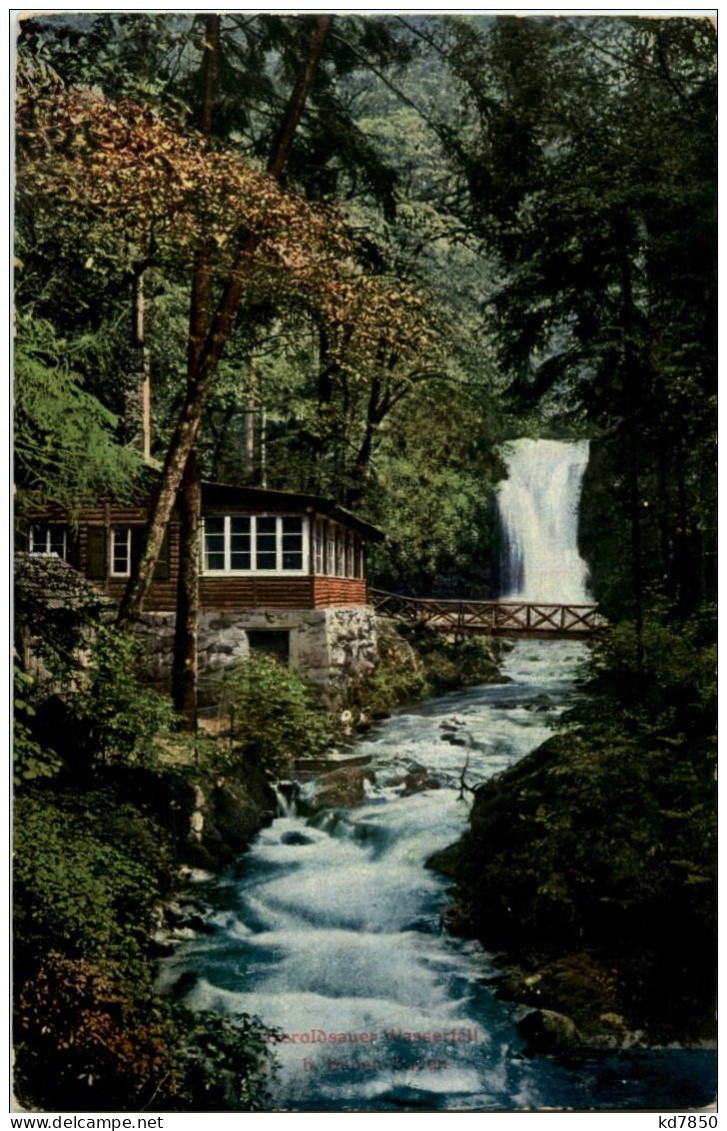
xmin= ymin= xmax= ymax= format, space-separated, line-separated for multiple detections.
xmin=14 ymin=791 xmax=167 ymax=969
xmin=588 ymin=613 xmax=716 ymax=736
xmin=14 ymin=952 xmax=276 ymax=1112
xmin=219 ymin=655 xmax=335 ymax=778
xmin=72 ymin=626 xmax=176 ymax=766
xmin=13 ymin=787 xmax=276 ymax=1112
xmin=13 ymin=664 xmax=62 ymax=787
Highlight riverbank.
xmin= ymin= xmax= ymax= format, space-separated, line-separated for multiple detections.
xmin=429 ymin=723 xmax=717 ymax=1054
xmin=13 ymin=616 xmax=505 ymax=1112
xmin=343 ymin=616 xmax=505 ymax=722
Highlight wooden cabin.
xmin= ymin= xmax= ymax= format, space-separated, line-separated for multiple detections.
xmin=21 ymin=481 xmax=383 ymax=608
xmin=20 ymin=482 xmax=384 ymax=695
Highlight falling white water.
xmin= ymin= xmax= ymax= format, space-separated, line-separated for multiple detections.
xmin=498 ymin=438 xmax=591 ymax=604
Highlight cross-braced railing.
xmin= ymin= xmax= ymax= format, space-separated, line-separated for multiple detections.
xmin=368 ymin=589 xmax=604 ymax=636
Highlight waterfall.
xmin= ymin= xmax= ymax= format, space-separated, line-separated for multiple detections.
xmin=274 ymin=781 xmax=298 ymax=818
xmin=497 ymin=438 xmax=591 ymax=604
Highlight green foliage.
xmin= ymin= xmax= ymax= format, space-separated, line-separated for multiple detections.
xmin=14 ymin=315 xmax=141 ymax=514
xmin=587 ymin=613 xmax=716 ymax=736
xmin=13 ymin=664 xmax=62 ymax=787
xmin=352 ymin=620 xmax=503 ymax=717
xmin=171 ymin=1010 xmax=276 ymax=1111
xmin=13 ymin=783 xmax=276 ymax=1111
xmin=14 ymin=791 xmax=164 ymax=965
xmin=442 ymin=15 xmax=716 ymax=615
xmin=72 ymin=626 xmax=177 ymax=767
xmin=403 ymin=622 xmax=503 ymax=692
xmin=355 ymin=623 xmax=430 ymax=715
xmin=218 ymin=655 xmax=336 ymax=778
xmin=17 ymin=621 xmax=176 ymax=772
xmin=15 ymin=950 xmax=276 ymax=1113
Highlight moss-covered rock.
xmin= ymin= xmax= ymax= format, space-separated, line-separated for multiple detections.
xmin=517 ymin=1008 xmax=582 ymax=1053
xmin=432 ymin=726 xmax=716 ymax=1046
xmin=185 ymin=762 xmax=277 ymax=869
xmin=348 ymin=617 xmax=505 ymax=719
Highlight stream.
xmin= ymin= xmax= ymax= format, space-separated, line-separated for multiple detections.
xmin=159 ymin=637 xmax=716 ymax=1112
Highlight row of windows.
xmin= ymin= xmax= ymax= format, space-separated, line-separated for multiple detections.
xmin=313 ymin=521 xmax=364 ymax=579
xmin=28 ymin=524 xmax=133 ymax=575
xmin=202 ymin=516 xmax=364 ymax=577
xmin=27 ymin=518 xmax=366 ymax=579
xmin=203 ymin=515 xmax=305 ymax=573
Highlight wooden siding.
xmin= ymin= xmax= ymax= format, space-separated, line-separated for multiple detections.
xmin=200 ymin=577 xmax=315 ymax=610
xmin=81 ymin=521 xmax=181 ymax=611
xmin=312 ymin=577 xmax=368 ymax=606
xmin=102 ymin=575 xmax=369 ymax=613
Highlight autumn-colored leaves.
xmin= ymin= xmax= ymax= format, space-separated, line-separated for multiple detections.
xmin=17 ymin=83 xmax=440 ymax=374
xmin=18 ymin=85 xmax=344 ymax=280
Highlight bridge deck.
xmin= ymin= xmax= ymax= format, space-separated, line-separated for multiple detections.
xmin=369 ymin=589 xmax=604 ymax=636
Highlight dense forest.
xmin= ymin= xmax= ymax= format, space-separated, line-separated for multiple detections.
xmin=14 ymin=13 xmax=716 ymax=1113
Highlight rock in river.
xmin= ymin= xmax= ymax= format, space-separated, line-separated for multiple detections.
xmin=303 ymin=765 xmax=375 ymax=812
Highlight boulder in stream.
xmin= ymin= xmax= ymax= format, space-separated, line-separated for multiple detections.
xmin=517 ymin=1008 xmax=582 ymax=1052
xmin=304 ymin=765 xmax=375 ymax=812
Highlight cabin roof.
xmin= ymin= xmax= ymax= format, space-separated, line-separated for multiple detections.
xmin=25 ymin=478 xmax=386 ymax=543
xmin=199 ymin=481 xmax=384 ymax=542
xmin=15 ymin=552 xmax=117 ymax=618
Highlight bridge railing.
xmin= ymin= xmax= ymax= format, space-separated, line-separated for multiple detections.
xmin=368 ymin=588 xmax=604 ymax=635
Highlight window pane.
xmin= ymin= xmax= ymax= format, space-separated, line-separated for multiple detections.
xmin=230 ymin=550 xmax=251 ymax=570
xmin=112 ymin=528 xmax=130 ymax=574
xmin=30 ymin=524 xmax=66 ymax=557
xmin=314 ymin=523 xmax=324 ymax=574
xmin=206 ymin=550 xmax=225 ymax=571
xmin=282 ymin=517 xmax=303 ymax=572
xmin=230 ymin=517 xmax=251 ymax=570
xmin=204 ymin=517 xmax=225 ymax=570
xmin=256 ymin=516 xmax=277 ymax=570
xmin=49 ymin=528 xmax=66 ymax=557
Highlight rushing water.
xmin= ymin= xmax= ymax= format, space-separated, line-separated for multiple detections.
xmin=159 ymin=640 xmax=715 ymax=1112
xmin=498 ymin=439 xmax=591 ymax=603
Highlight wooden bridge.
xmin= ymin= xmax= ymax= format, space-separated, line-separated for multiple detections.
xmin=369 ymin=589 xmax=604 ymax=637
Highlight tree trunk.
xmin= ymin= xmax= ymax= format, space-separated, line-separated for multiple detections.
xmin=171 ymin=14 xmax=219 ymax=727
xmin=129 ymin=268 xmax=152 ymax=462
xmin=620 ymin=247 xmax=644 ymax=672
xmin=117 ymin=14 xmax=333 ymax=629
xmin=172 ymin=448 xmax=201 ymax=725
xmin=347 ymin=371 xmax=391 ymax=506
xmin=266 ymin=16 xmax=332 ymax=181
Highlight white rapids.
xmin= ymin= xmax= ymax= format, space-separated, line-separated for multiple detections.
xmin=159 ymin=639 xmax=590 ymax=1111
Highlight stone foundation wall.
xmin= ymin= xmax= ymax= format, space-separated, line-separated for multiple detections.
xmin=132 ymin=605 xmax=378 ymax=703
